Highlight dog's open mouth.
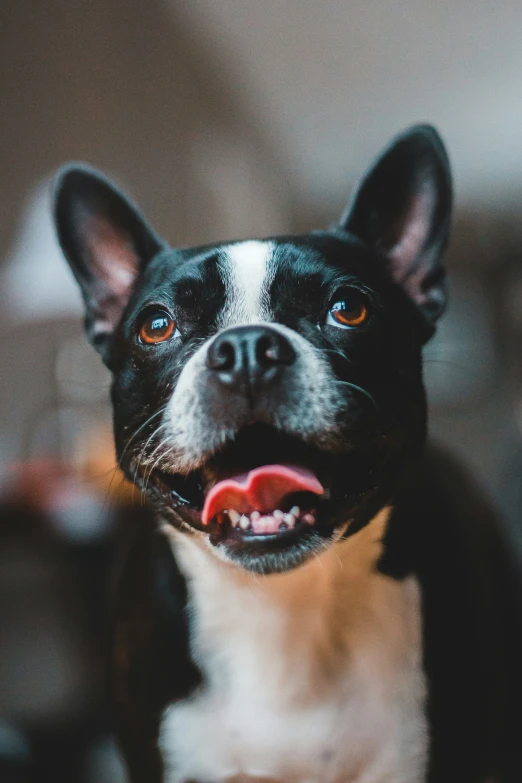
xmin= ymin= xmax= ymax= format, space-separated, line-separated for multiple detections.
xmin=143 ymin=424 xmax=343 ymax=545
xmin=202 ymin=463 xmax=323 ymax=534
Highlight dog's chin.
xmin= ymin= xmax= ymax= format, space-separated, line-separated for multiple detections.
xmin=134 ymin=424 xmax=381 ymax=574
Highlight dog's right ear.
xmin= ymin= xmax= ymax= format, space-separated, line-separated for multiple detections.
xmin=53 ymin=165 xmax=164 ymax=365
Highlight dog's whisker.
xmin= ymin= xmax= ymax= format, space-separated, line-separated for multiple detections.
xmin=141 ymin=432 xmax=174 ymax=487
xmin=334 ymin=379 xmax=379 ymax=411
xmin=322 ymin=346 xmax=354 ymax=366
xmin=141 ymin=427 xmax=171 ymax=470
xmin=131 ymin=421 xmax=169 ymax=501
xmin=123 ymin=412 xmax=168 ymax=501
xmin=119 ymin=405 xmax=168 ymax=466
xmin=142 ymin=441 xmax=176 ymax=500
xmin=135 ymin=421 xmax=170 ymax=468
xmin=101 ymin=463 xmax=125 ymax=516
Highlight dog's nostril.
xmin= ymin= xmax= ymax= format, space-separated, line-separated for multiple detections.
xmin=257 ymin=334 xmax=295 ymax=367
xmin=216 ymin=342 xmax=235 ymax=370
xmin=257 ymin=335 xmax=274 ymax=366
xmin=256 ymin=334 xmax=295 ymax=366
xmin=208 ymin=339 xmax=236 ymax=372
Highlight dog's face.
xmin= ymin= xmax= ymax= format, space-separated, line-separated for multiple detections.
xmin=54 ymin=125 xmax=451 ymax=573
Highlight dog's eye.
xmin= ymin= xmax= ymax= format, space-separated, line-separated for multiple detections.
xmin=138 ymin=310 xmax=177 ymax=345
xmin=326 ymin=289 xmax=370 ymax=329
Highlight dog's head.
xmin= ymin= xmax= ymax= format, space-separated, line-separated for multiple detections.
xmin=54 ymin=125 xmax=451 ymax=573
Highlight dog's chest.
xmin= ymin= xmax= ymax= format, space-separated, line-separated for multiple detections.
xmin=160 ymin=514 xmax=428 ymax=783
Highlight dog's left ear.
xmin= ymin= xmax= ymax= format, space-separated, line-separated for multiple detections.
xmin=339 ymin=124 xmax=452 ymax=328
xmin=54 ymin=164 xmax=165 ymax=364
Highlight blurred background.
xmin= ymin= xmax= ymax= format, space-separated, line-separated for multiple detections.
xmin=1 ymin=1 xmax=522 ymax=780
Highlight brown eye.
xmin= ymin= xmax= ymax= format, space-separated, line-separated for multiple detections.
xmin=138 ymin=310 xmax=176 ymax=344
xmin=327 ymin=290 xmax=370 ymax=328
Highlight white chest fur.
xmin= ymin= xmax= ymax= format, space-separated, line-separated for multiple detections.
xmin=159 ymin=510 xmax=428 ymax=783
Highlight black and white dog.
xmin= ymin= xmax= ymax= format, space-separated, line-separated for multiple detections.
xmin=54 ymin=126 xmax=522 ymax=783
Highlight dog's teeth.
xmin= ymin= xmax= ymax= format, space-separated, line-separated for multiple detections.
xmin=228 ymin=509 xmax=241 ymax=525
xmin=289 ymin=506 xmax=300 ymax=518
xmin=283 ymin=513 xmax=296 ymax=528
xmin=273 ymin=509 xmax=284 ymax=520
xmin=240 ymin=514 xmax=251 ymax=531
xmin=303 ymin=513 xmax=315 ymax=524
xmin=251 ymin=511 xmax=261 ymax=521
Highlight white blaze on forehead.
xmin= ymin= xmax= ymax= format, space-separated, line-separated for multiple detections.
xmin=219 ymin=240 xmax=275 ymax=326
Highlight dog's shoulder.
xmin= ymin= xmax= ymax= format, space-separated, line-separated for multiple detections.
xmin=382 ymin=446 xmax=522 ymax=782
xmin=109 ymin=516 xmax=201 ymax=783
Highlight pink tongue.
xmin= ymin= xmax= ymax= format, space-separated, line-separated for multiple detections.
xmin=202 ymin=464 xmax=324 ymax=525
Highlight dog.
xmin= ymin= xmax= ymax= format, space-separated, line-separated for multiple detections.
xmin=54 ymin=125 xmax=522 ymax=783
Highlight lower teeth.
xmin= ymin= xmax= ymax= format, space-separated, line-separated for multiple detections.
xmin=216 ymin=506 xmax=316 ymax=532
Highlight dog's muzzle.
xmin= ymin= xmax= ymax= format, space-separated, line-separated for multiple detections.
xmin=206 ymin=324 xmax=297 ymax=399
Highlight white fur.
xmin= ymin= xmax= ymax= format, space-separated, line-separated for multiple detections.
xmin=219 ymin=240 xmax=275 ymax=326
xmin=159 ymin=509 xmax=428 ymax=783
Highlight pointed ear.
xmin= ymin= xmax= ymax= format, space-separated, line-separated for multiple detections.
xmin=53 ymin=164 xmax=165 ymax=364
xmin=340 ymin=125 xmax=452 ymax=328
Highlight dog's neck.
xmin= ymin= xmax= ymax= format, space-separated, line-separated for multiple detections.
xmin=162 ymin=507 xmax=396 ymax=686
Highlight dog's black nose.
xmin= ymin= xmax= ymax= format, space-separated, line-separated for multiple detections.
xmin=207 ymin=325 xmax=296 ymax=394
